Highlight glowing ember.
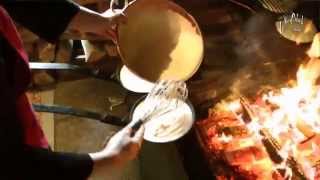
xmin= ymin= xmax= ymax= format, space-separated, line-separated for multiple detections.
xmin=227 ymin=59 xmax=320 ymax=179
xmin=197 ymin=36 xmax=320 ymax=179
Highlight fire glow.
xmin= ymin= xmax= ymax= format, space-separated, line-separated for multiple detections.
xmin=233 ymin=59 xmax=320 ymax=179
xmin=198 ymin=35 xmax=320 ymax=179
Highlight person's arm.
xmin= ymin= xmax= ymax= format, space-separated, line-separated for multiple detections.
xmin=17 ymin=145 xmax=94 ymax=179
xmin=18 ymin=124 xmax=144 ymax=179
xmin=0 ymin=123 xmax=144 ymax=180
xmin=0 ymin=35 xmax=144 ymax=179
xmin=2 ymin=0 xmax=125 ymax=42
xmin=23 ymin=124 xmax=144 ymax=180
xmin=0 ymin=103 xmax=143 ymax=179
xmin=0 ymin=34 xmax=93 ymax=179
xmin=15 ymin=91 xmax=144 ymax=179
xmin=66 ymin=5 xmax=126 ymax=42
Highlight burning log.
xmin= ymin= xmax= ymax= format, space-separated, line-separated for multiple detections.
xmin=196 ymin=113 xmax=279 ymax=179
xmin=196 ymin=58 xmax=320 ymax=179
xmin=196 ymin=106 xmax=312 ymax=179
xmin=239 ymin=96 xmax=307 ymax=179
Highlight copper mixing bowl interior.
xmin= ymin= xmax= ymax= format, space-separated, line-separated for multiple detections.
xmin=117 ymin=0 xmax=204 ymax=82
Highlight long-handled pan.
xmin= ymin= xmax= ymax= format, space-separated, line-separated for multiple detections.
xmin=30 ymin=62 xmax=129 ymax=127
xmin=33 ymin=103 xmax=129 ymax=127
xmin=29 ymin=62 xmax=119 ymax=81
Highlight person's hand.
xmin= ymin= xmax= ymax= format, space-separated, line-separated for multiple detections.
xmin=101 ymin=124 xmax=144 ymax=166
xmin=97 ymin=9 xmax=127 ymax=42
xmin=66 ymin=5 xmax=127 ymax=41
xmin=89 ymin=124 xmax=144 ymax=177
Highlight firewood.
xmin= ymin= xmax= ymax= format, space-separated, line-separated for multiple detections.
xmin=240 ymin=97 xmax=308 ymax=180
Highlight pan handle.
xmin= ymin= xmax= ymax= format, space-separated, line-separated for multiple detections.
xmin=33 ymin=103 xmax=128 ymax=127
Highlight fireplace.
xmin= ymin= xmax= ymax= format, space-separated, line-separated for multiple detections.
xmin=194 ymin=32 xmax=320 ymax=179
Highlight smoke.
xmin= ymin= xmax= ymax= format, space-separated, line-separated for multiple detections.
xmin=230 ymin=12 xmax=308 ymax=98
xmin=236 ymin=13 xmax=306 ymax=64
xmin=193 ymin=12 xmax=311 ymax=106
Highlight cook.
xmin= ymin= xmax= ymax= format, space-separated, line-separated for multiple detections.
xmin=0 ymin=0 xmax=144 ymax=179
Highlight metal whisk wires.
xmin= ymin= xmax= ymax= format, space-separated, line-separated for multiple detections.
xmin=130 ymin=80 xmax=188 ymax=133
xmin=142 ymin=80 xmax=188 ymax=121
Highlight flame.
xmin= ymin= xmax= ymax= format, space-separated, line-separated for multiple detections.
xmin=214 ymin=59 xmax=320 ymax=179
xmin=217 ymin=133 xmax=233 ymax=143
xmin=256 ymin=59 xmax=320 ymax=179
xmin=202 ymin=34 xmax=320 ymax=179
xmin=307 ymin=33 xmax=320 ymax=58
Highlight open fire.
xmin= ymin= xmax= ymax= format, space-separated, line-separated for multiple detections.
xmin=196 ymin=34 xmax=320 ymax=179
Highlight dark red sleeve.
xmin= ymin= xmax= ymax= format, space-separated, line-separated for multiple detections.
xmin=16 ymin=93 xmax=50 ymax=148
xmin=0 ymin=5 xmax=93 ymax=179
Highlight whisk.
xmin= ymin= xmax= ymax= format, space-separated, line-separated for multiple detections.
xmin=257 ymin=0 xmax=298 ymax=13
xmin=130 ymin=80 xmax=188 ymax=135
